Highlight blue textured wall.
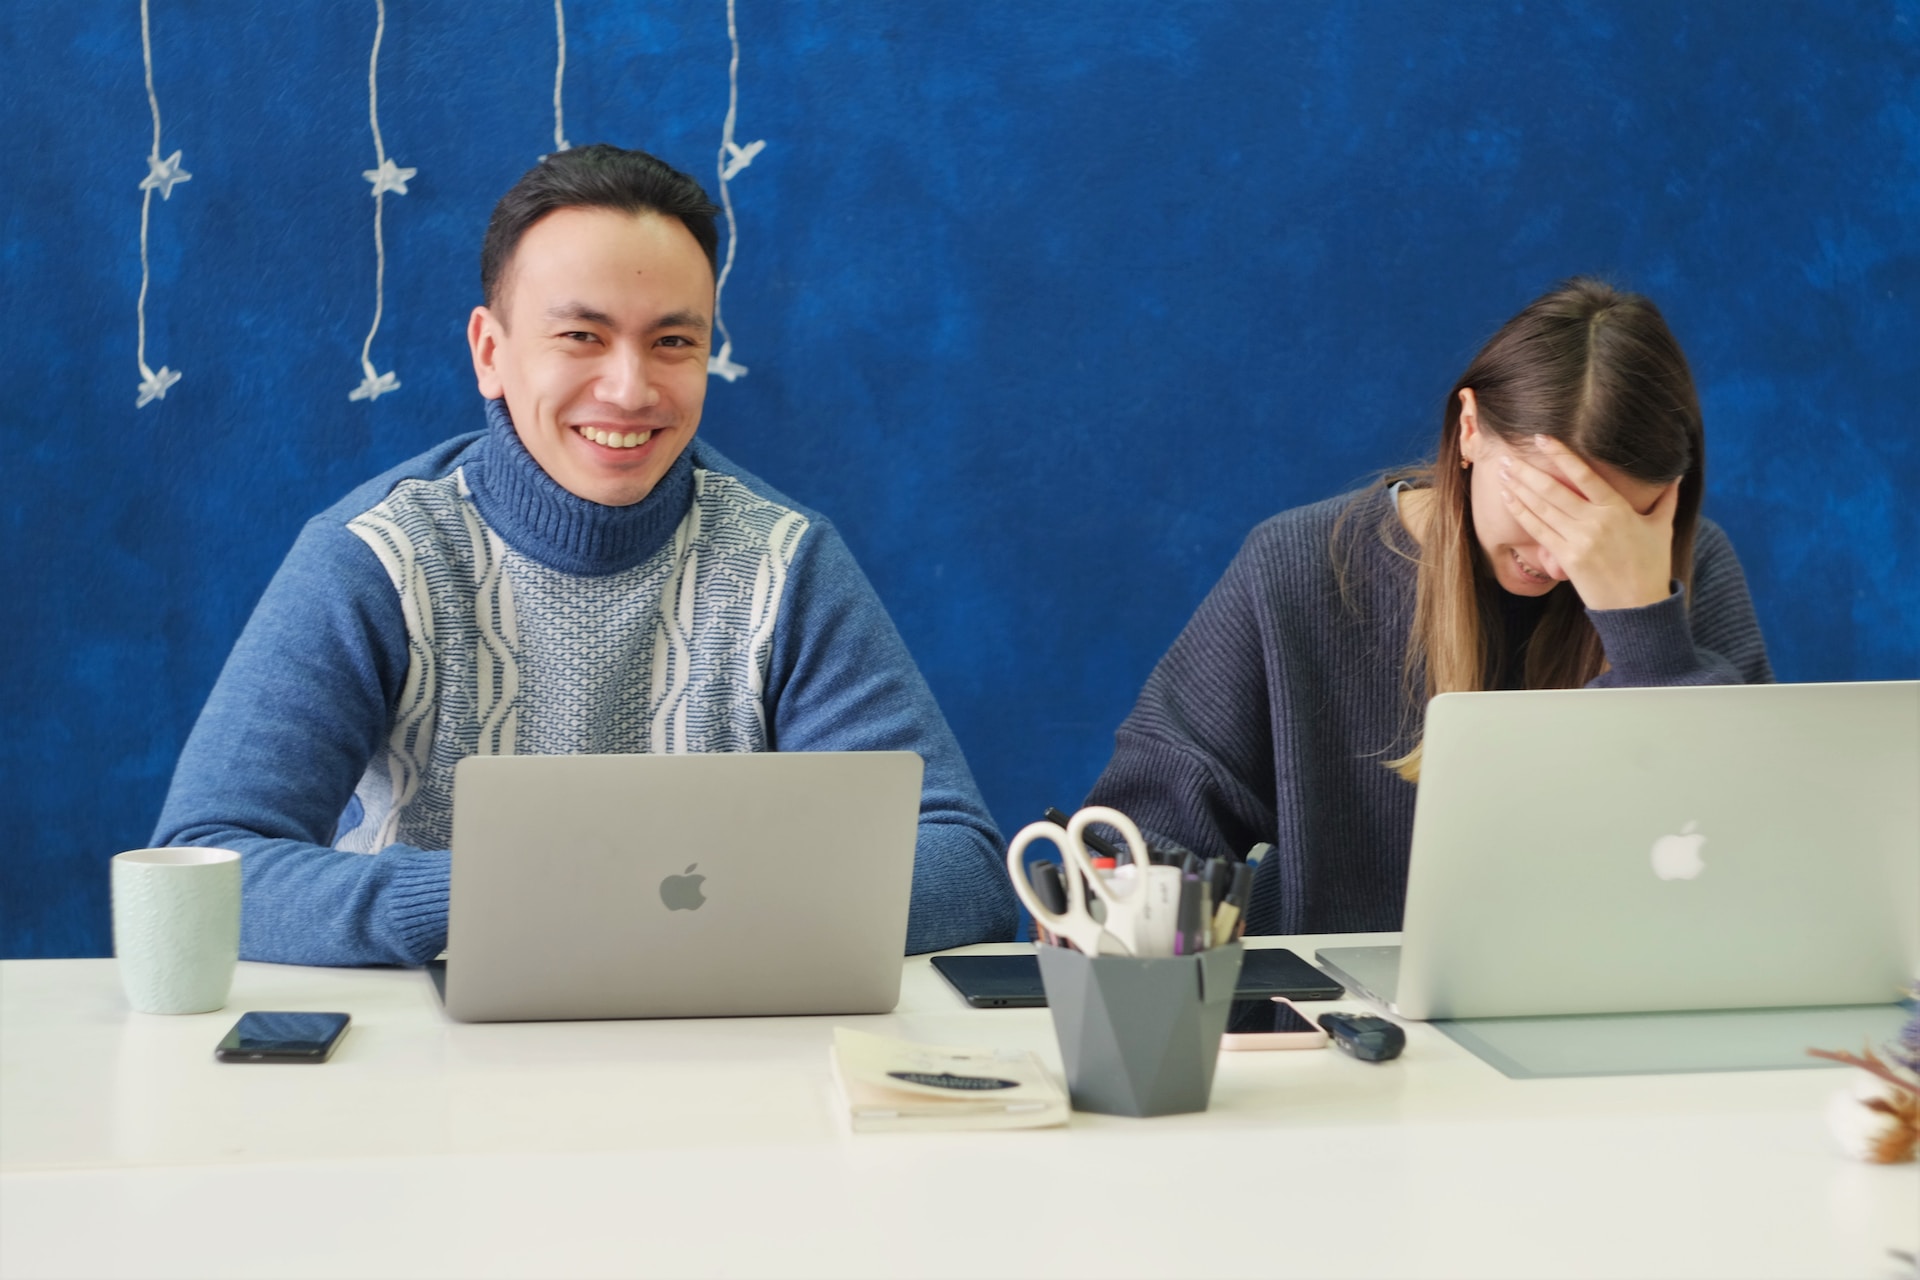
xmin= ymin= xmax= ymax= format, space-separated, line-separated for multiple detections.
xmin=5 ymin=2 xmax=1917 ymax=957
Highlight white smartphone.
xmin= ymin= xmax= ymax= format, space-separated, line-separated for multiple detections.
xmin=1219 ymin=996 xmax=1329 ymax=1051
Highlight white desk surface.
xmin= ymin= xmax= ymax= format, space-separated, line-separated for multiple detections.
xmin=2 ymin=936 xmax=1914 ymax=1280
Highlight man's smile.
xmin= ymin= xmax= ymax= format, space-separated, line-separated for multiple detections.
xmin=572 ymin=423 xmax=659 ymax=451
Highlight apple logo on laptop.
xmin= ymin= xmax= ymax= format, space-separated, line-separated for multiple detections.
xmin=659 ymin=863 xmax=707 ymax=911
xmin=1650 ymin=821 xmax=1707 ymax=881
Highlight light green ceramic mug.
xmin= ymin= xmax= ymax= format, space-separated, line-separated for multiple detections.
xmin=111 ymin=847 xmax=241 ymax=1015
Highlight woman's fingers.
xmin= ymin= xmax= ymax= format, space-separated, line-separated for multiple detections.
xmin=1500 ymin=481 xmax=1554 ymax=542
xmin=1497 ymin=442 xmax=1678 ymax=610
xmin=1531 ymin=434 xmax=1621 ymax=505
xmin=1500 ymin=453 xmax=1582 ymax=526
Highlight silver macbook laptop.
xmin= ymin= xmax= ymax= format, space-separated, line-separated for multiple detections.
xmin=438 ymin=751 xmax=923 ymax=1022
xmin=1318 ymin=681 xmax=1920 ymax=1020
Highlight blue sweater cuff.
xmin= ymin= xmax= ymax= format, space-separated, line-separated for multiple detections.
xmin=1586 ymin=582 xmax=1696 ymax=679
xmin=383 ymin=848 xmax=453 ymax=965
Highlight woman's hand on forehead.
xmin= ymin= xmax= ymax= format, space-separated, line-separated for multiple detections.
xmin=1515 ymin=436 xmax=1670 ymax=515
xmin=1500 ymin=434 xmax=1681 ymax=611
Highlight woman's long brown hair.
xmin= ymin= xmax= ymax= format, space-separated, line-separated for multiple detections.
xmin=1382 ymin=278 xmax=1705 ymax=781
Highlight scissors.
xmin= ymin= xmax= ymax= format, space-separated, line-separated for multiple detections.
xmin=1006 ymin=805 xmax=1156 ymax=957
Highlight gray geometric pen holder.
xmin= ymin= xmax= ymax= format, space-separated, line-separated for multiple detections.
xmin=1036 ymin=942 xmax=1244 ymax=1118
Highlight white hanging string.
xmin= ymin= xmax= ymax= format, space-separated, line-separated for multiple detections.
xmin=351 ymin=0 xmax=414 ymax=403
xmin=552 ymin=0 xmax=571 ymax=153
xmin=134 ymin=0 xmax=189 ymax=408
xmin=709 ymin=0 xmax=764 ymax=382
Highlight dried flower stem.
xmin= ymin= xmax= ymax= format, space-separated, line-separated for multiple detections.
xmin=1807 ymin=1046 xmax=1920 ymax=1098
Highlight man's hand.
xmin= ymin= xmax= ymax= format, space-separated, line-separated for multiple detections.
xmin=1500 ymin=435 xmax=1679 ymax=611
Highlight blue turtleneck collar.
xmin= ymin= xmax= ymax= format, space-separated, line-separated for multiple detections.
xmin=465 ymin=398 xmax=696 ymax=577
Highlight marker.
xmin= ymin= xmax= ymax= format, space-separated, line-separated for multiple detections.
xmin=1229 ymin=861 xmax=1255 ymax=941
xmin=1204 ymin=857 xmax=1233 ymax=917
xmin=1021 ymin=856 xmax=1072 ymax=949
xmin=1211 ymin=862 xmax=1254 ymax=948
xmin=1031 ymin=859 xmax=1068 ymax=915
xmin=1172 ymin=872 xmax=1204 ymax=955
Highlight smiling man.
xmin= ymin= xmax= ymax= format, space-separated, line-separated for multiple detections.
xmin=154 ymin=146 xmax=1017 ymax=964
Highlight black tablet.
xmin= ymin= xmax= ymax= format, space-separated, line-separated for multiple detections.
xmin=1235 ymin=947 xmax=1348 ymax=1000
xmin=931 ymin=947 xmax=1346 ymax=1008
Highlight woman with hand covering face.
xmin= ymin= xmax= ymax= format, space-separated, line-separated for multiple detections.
xmin=1084 ymin=278 xmax=1772 ymax=935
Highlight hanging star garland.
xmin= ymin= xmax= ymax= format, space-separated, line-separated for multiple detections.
xmin=362 ymin=157 xmax=417 ymax=197
xmin=721 ymin=139 xmax=764 ymax=182
xmin=348 ymin=369 xmax=401 ymax=403
xmin=350 ymin=0 xmax=410 ymax=403
xmin=709 ymin=0 xmax=766 ymax=383
xmin=135 ymin=366 xmax=183 ymax=409
xmin=551 ymin=0 xmax=572 ymax=154
xmin=133 ymin=0 xmax=188 ymax=408
xmin=139 ymin=149 xmax=192 ymax=200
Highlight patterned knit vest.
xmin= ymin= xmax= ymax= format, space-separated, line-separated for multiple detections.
xmin=333 ymin=464 xmax=808 ymax=853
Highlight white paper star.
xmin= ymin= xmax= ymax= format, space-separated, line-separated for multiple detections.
xmin=362 ymin=158 xmax=418 ymax=197
xmin=721 ymin=139 xmax=765 ymax=181
xmin=135 ymin=365 xmax=182 ymax=408
xmin=349 ymin=369 xmax=401 ymax=402
xmin=138 ymin=150 xmax=192 ymax=200
xmin=707 ymin=341 xmax=748 ymax=382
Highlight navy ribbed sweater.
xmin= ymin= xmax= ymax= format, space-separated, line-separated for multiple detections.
xmin=1086 ymin=487 xmax=1773 ymax=935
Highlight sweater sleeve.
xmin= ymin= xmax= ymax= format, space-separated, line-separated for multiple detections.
xmin=763 ymin=524 xmax=1017 ymax=953
xmin=1585 ymin=519 xmax=1774 ymax=688
xmin=151 ymin=518 xmax=451 ymax=966
xmin=1083 ymin=534 xmax=1280 ymax=865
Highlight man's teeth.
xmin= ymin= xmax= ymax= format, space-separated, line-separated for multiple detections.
xmin=579 ymin=427 xmax=655 ymax=449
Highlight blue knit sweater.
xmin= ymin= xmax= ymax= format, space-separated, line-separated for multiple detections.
xmin=154 ymin=401 xmax=1017 ymax=964
xmin=1086 ymin=486 xmax=1773 ymax=936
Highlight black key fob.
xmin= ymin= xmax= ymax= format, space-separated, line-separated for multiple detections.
xmin=1317 ymin=1011 xmax=1406 ymax=1062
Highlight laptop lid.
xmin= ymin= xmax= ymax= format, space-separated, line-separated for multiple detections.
xmin=1391 ymin=681 xmax=1920 ymax=1020
xmin=444 ymin=751 xmax=923 ymax=1022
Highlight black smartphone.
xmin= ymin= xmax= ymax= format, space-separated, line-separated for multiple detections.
xmin=931 ymin=947 xmax=1343 ymax=1009
xmin=214 ymin=1011 xmax=351 ymax=1063
xmin=930 ymin=955 xmax=1048 ymax=1008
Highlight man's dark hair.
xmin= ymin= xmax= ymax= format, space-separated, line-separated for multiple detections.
xmin=480 ymin=144 xmax=721 ymax=312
